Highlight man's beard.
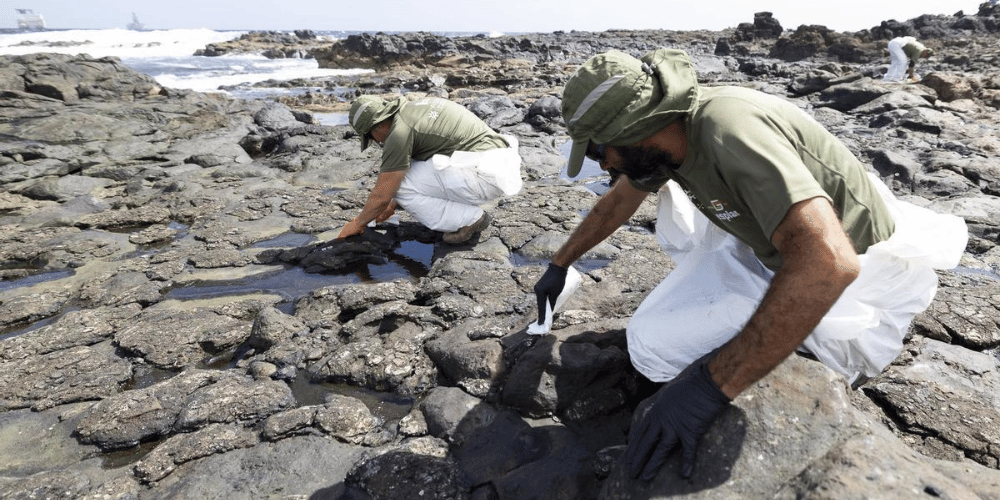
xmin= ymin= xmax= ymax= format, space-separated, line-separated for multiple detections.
xmin=613 ymin=145 xmax=682 ymax=184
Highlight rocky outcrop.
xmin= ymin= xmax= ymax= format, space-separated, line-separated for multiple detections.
xmin=4 ymin=5 xmax=1000 ymax=498
xmin=194 ymin=30 xmax=325 ymax=58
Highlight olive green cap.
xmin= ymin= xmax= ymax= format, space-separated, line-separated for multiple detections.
xmin=349 ymin=95 xmax=404 ymax=151
xmin=561 ymin=48 xmax=699 ymax=177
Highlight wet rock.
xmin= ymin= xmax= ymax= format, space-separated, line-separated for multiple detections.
xmin=418 ymin=386 xmax=482 ymax=441
xmin=174 ymin=374 xmax=294 ymax=430
xmin=78 ymin=269 xmax=164 ymax=308
xmin=425 ymin=319 xmax=507 ymax=398
xmin=314 ymin=394 xmax=383 ymax=443
xmin=292 ymin=279 xmax=421 ymax=330
xmin=74 ymin=370 xmax=222 ymax=450
xmin=0 ymin=404 xmax=101 ymax=478
xmin=262 ymin=393 xmax=382 ymax=445
xmin=865 ymin=337 xmax=1000 ymax=468
xmin=5 ymin=9 xmax=1000 ymax=497
xmin=423 ymin=250 xmax=528 ymax=321
xmin=114 ymin=307 xmax=253 ymax=369
xmin=18 ymin=175 xmax=116 ymax=202
xmin=195 ymin=30 xmax=326 ymax=58
xmin=816 ymin=79 xmax=890 ymax=111
xmin=248 ymin=306 xmax=309 ymax=350
xmin=76 ymin=205 xmax=172 ymax=229
xmin=141 ymin=435 xmax=366 ymax=499
xmin=343 ymin=450 xmax=469 ymax=500
xmin=0 ymin=342 xmax=132 ymax=411
xmin=308 ymin=320 xmax=439 ymax=395
xmin=602 ymin=355 xmax=1000 ymax=498
xmin=0 ymin=467 xmax=98 ymax=500
xmin=133 ymin=423 xmax=259 ymax=483
xmin=911 ymin=271 xmax=1000 ymax=349
xmin=0 ymin=305 xmax=140 ymax=361
xmin=128 ymin=223 xmax=179 ymax=245
xmin=501 ymin=322 xmax=630 ymax=419
xmin=0 ymin=288 xmax=71 ymax=329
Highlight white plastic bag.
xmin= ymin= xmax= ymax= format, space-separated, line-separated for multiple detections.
xmin=629 ymin=182 xmax=772 ymax=380
xmin=527 ymin=265 xmax=582 ymax=335
xmin=627 ymin=176 xmax=967 ymax=383
xmin=439 ymin=135 xmax=523 ymax=196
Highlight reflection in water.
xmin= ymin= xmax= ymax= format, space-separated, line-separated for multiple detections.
xmin=0 ymin=269 xmax=74 ymax=293
xmin=100 ymin=439 xmax=163 ymax=469
xmin=512 ymin=252 xmax=611 ymax=274
xmin=165 ymin=237 xmax=436 ymax=310
xmin=250 ymin=232 xmax=316 ymax=249
xmin=290 ymin=376 xmax=416 ymax=424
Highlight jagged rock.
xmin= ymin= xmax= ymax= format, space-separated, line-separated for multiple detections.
xmin=5 ymin=8 xmax=1000 ymax=497
xmin=343 ymin=450 xmax=469 ymax=500
xmin=0 ymin=343 xmax=132 ymax=411
xmin=133 ymin=423 xmax=259 ymax=483
xmin=114 ymin=307 xmax=253 ymax=369
xmin=425 ymin=319 xmax=506 ymax=398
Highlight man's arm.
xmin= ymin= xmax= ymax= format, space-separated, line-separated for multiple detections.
xmin=337 ymin=170 xmax=407 ymax=239
xmin=707 ymin=196 xmax=861 ymax=397
xmin=551 ymin=178 xmax=648 ymax=267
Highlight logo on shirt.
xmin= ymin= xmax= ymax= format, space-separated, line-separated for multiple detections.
xmin=710 ymin=199 xmax=741 ymax=222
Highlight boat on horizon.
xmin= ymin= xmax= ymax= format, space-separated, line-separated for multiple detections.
xmin=15 ymin=8 xmax=45 ymax=31
xmin=127 ymin=12 xmax=146 ymax=31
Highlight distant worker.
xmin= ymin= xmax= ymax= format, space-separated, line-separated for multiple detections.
xmin=340 ymin=95 xmax=523 ymax=244
xmin=883 ymin=36 xmax=933 ymax=82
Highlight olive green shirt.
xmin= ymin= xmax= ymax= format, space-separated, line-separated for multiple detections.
xmin=380 ymin=97 xmax=509 ymax=173
xmin=902 ymin=39 xmax=927 ymax=64
xmin=630 ymin=86 xmax=895 ymax=270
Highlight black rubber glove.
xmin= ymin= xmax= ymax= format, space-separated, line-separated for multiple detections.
xmin=622 ymin=357 xmax=731 ymax=481
xmin=533 ymin=263 xmax=567 ymax=325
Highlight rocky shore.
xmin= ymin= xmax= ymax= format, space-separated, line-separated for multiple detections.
xmin=3 ymin=4 xmax=1000 ymax=499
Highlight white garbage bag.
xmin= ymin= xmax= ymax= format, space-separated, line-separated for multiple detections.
xmin=528 ymin=265 xmax=582 ymax=335
xmin=628 ymin=175 xmax=967 ymax=383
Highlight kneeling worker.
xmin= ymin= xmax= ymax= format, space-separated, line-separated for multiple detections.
xmin=534 ymin=48 xmax=966 ymax=481
xmin=340 ymin=95 xmax=523 ymax=244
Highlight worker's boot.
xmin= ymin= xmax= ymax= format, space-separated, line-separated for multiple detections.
xmin=443 ymin=213 xmax=492 ymax=244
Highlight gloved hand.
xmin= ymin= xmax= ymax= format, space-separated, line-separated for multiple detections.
xmin=622 ymin=357 xmax=731 ymax=481
xmin=336 ymin=219 xmax=366 ymax=239
xmin=533 ymin=263 xmax=567 ymax=325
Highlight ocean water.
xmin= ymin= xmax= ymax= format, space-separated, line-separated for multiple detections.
xmin=0 ymin=28 xmax=371 ymax=98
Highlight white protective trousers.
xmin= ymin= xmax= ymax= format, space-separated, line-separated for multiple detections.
xmin=883 ymin=36 xmax=914 ymax=82
xmin=627 ymin=174 xmax=967 ymax=383
xmin=395 ymin=135 xmax=523 ymax=232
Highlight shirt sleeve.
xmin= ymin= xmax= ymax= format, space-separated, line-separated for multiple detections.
xmin=698 ymin=100 xmax=830 ymax=240
xmin=379 ymin=125 xmax=413 ymax=173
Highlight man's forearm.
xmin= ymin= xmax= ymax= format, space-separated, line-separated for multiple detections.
xmin=707 ymin=197 xmax=861 ymax=398
xmin=355 ymin=171 xmax=406 ymax=226
xmin=707 ymin=257 xmax=854 ymax=397
xmin=355 ymin=198 xmax=391 ymax=227
xmin=552 ymin=179 xmax=646 ymax=267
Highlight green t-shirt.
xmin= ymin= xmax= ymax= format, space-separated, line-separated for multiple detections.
xmin=902 ymin=40 xmax=927 ymax=63
xmin=379 ymin=97 xmax=509 ymax=173
xmin=630 ymin=86 xmax=895 ymax=270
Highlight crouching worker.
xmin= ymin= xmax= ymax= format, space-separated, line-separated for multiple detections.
xmin=339 ymin=95 xmax=523 ymax=244
xmin=883 ymin=36 xmax=933 ymax=82
xmin=533 ymin=48 xmax=967 ymax=481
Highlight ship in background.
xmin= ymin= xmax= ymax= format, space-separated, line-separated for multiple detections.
xmin=16 ymin=8 xmax=45 ymax=31
xmin=127 ymin=12 xmax=146 ymax=31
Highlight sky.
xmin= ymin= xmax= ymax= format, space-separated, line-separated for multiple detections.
xmin=3 ymin=0 xmax=987 ymax=33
